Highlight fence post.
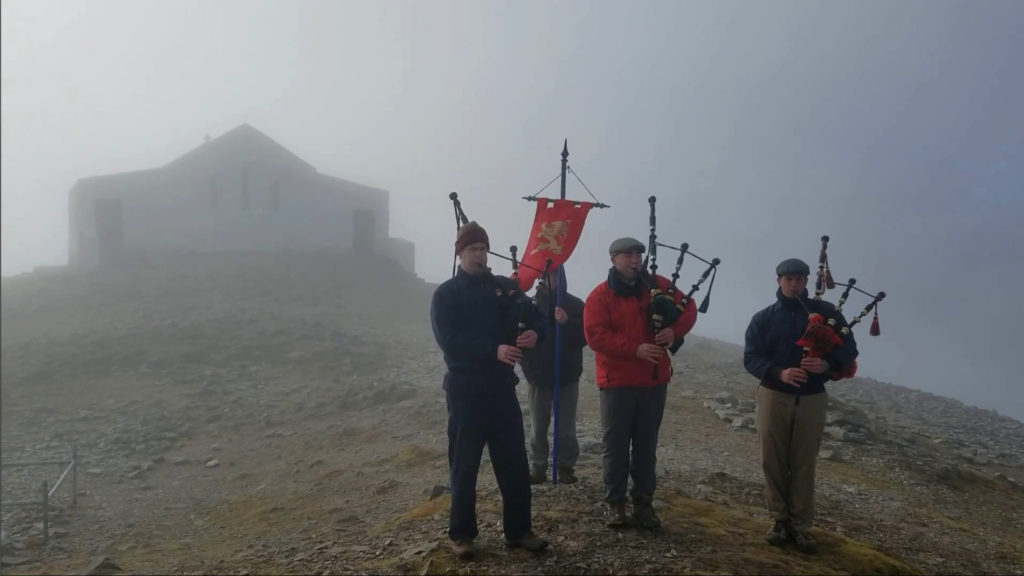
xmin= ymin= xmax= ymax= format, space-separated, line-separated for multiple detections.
xmin=41 ymin=480 xmax=49 ymax=545
xmin=71 ymin=443 xmax=78 ymax=507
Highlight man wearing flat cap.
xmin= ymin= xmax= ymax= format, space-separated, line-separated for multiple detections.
xmin=583 ymin=237 xmax=698 ymax=529
xmin=430 ymin=221 xmax=550 ymax=558
xmin=743 ymin=257 xmax=858 ymax=553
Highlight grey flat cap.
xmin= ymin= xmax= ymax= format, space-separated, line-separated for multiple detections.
xmin=609 ymin=237 xmax=646 ymax=256
xmin=776 ymin=258 xmax=810 ymax=277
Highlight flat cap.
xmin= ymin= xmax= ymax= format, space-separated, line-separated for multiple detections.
xmin=776 ymin=258 xmax=810 ymax=277
xmin=609 ymin=237 xmax=646 ymax=256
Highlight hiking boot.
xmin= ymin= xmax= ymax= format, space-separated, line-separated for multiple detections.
xmin=606 ymin=502 xmax=629 ymax=529
xmin=765 ymin=519 xmax=789 ymax=546
xmin=790 ymin=528 xmax=818 ymax=554
xmin=556 ymin=468 xmax=577 ymax=484
xmin=504 ymin=531 xmax=549 ymax=551
xmin=529 ymin=467 xmax=547 ymax=485
xmin=450 ymin=538 xmax=477 ymax=559
xmin=632 ymin=502 xmax=661 ymax=530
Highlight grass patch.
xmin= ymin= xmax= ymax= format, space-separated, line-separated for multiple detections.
xmin=660 ymin=489 xmax=921 ymax=575
xmin=371 ymin=494 xmax=450 ymax=537
xmin=393 ymin=444 xmax=445 ymax=467
xmin=930 ymin=511 xmax=973 ymax=532
xmin=401 ymin=494 xmax=451 ymax=522
xmin=819 ymin=460 xmax=900 ymax=492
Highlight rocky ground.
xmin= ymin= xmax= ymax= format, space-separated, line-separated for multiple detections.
xmin=2 ymin=254 xmax=1022 ymax=575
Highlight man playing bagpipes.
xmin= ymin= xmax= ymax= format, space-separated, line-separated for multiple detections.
xmin=429 ymin=221 xmax=550 ymax=558
xmin=583 ymin=237 xmax=698 ymax=530
xmin=743 ymin=257 xmax=859 ymax=554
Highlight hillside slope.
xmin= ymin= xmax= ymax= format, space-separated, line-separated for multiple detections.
xmin=2 ymin=255 xmax=1021 ymax=575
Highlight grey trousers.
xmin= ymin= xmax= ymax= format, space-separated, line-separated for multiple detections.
xmin=599 ymin=384 xmax=667 ymax=504
xmin=756 ymin=385 xmax=828 ymax=531
xmin=527 ymin=380 xmax=580 ymax=472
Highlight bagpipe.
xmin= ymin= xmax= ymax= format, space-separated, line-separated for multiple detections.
xmin=643 ymin=195 xmax=721 ymax=356
xmin=449 ymin=192 xmax=552 ymax=343
xmin=796 ymin=234 xmax=886 ymax=380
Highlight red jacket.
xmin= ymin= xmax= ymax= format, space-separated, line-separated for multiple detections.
xmin=584 ymin=271 xmax=698 ymax=389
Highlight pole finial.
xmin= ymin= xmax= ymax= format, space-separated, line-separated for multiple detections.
xmin=559 ymin=140 xmax=569 ymax=200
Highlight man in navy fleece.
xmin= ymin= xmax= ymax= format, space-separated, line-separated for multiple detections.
xmin=430 ymin=221 xmax=550 ymax=559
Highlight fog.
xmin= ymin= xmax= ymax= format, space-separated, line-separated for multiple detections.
xmin=2 ymin=0 xmax=1022 ymax=420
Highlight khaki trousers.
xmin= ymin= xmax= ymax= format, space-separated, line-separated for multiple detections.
xmin=527 ymin=380 xmax=580 ymax=472
xmin=755 ymin=385 xmax=827 ymax=531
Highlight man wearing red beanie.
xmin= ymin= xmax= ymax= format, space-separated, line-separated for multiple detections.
xmin=430 ymin=221 xmax=550 ymax=559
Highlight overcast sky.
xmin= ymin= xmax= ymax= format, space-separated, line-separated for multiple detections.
xmin=2 ymin=0 xmax=1022 ymax=420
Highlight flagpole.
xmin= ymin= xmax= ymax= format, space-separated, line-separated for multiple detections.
xmin=551 ymin=140 xmax=568 ymax=485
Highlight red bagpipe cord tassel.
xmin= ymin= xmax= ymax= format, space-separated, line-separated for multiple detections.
xmin=869 ymin=306 xmax=880 ymax=336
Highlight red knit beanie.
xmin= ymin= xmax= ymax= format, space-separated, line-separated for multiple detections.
xmin=455 ymin=221 xmax=489 ymax=254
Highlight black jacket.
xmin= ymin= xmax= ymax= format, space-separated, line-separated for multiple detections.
xmin=430 ymin=268 xmax=548 ymax=396
xmin=521 ymin=285 xmax=586 ymax=389
xmin=743 ymin=288 xmax=859 ymax=395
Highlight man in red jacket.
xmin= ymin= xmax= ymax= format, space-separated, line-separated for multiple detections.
xmin=583 ymin=237 xmax=698 ymax=529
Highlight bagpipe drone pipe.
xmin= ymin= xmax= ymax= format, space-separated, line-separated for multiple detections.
xmin=448 ymin=192 xmax=553 ymax=344
xmin=796 ymin=234 xmax=887 ymax=381
xmin=641 ymin=195 xmax=722 ymax=377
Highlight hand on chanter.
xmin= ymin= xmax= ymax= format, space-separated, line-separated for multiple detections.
xmin=497 ymin=344 xmax=523 ymax=365
xmin=654 ymin=327 xmax=675 ymax=347
xmin=780 ymin=367 xmax=808 ymax=387
xmin=516 ymin=329 xmax=538 ymax=349
xmin=800 ymin=357 xmax=830 ymax=374
xmin=636 ymin=343 xmax=666 ymax=364
xmin=554 ymin=307 xmax=568 ymax=325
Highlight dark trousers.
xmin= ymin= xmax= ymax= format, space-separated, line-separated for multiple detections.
xmin=599 ymin=384 xmax=668 ymax=505
xmin=446 ymin=385 xmax=532 ymax=541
